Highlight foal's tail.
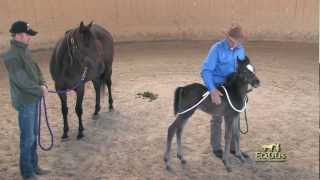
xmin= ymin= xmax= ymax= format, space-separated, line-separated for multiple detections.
xmin=174 ymin=87 xmax=183 ymax=115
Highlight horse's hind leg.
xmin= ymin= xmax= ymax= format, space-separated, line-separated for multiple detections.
xmin=106 ymin=70 xmax=113 ymax=111
xmin=176 ymin=119 xmax=188 ymax=164
xmin=75 ymin=86 xmax=85 ymax=139
xmin=58 ymin=93 xmax=69 ymax=139
xmin=92 ymin=79 xmax=101 ymax=118
xmin=232 ymin=115 xmax=246 ymax=162
xmin=164 ymin=119 xmax=178 ymax=170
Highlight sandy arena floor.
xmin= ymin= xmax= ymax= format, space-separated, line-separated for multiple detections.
xmin=0 ymin=40 xmax=318 ymax=180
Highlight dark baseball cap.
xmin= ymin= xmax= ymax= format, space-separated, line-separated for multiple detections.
xmin=9 ymin=21 xmax=38 ymax=36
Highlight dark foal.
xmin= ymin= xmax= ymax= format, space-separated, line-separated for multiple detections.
xmin=164 ymin=56 xmax=260 ymax=172
xmin=50 ymin=21 xmax=114 ymax=139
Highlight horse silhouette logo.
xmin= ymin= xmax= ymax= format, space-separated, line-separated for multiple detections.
xmin=261 ymin=144 xmax=281 ymax=152
xmin=256 ymin=143 xmax=287 ymax=162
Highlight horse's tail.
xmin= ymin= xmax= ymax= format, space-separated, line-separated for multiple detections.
xmin=174 ymin=87 xmax=183 ymax=115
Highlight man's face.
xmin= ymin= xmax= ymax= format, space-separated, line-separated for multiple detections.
xmin=15 ymin=33 xmax=32 ymax=44
xmin=227 ymin=36 xmax=239 ymax=49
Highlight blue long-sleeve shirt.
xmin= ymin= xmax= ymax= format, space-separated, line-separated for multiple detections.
xmin=201 ymin=39 xmax=246 ymax=91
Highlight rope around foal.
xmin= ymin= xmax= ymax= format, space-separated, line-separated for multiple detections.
xmin=37 ymin=67 xmax=88 ymax=151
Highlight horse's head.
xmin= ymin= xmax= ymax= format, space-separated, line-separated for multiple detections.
xmin=236 ymin=56 xmax=260 ymax=89
xmin=65 ymin=21 xmax=99 ymax=67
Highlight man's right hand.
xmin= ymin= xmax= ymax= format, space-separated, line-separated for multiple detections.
xmin=41 ymin=85 xmax=48 ymax=97
xmin=210 ymin=89 xmax=223 ymax=105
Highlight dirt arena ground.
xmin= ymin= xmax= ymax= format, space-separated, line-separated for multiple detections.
xmin=0 ymin=40 xmax=318 ymax=180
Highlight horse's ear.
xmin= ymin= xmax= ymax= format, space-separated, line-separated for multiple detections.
xmin=80 ymin=21 xmax=85 ymax=31
xmin=238 ymin=56 xmax=250 ymax=66
xmin=88 ymin=21 xmax=94 ymax=29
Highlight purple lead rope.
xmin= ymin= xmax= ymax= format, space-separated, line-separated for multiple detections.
xmin=37 ymin=67 xmax=88 ymax=151
xmin=37 ymin=97 xmax=54 ymax=151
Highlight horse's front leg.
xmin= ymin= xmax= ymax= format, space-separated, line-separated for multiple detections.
xmin=58 ymin=93 xmax=69 ymax=140
xmin=223 ymin=115 xmax=233 ymax=172
xmin=92 ymin=79 xmax=101 ymax=119
xmin=233 ymin=114 xmax=246 ymax=163
xmin=75 ymin=86 xmax=85 ymax=139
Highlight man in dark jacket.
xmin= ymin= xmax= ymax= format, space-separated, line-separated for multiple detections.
xmin=3 ymin=21 xmax=49 ymax=180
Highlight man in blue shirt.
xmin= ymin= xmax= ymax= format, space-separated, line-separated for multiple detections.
xmin=201 ymin=25 xmax=247 ymax=158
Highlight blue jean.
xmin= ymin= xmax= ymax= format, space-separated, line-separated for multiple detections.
xmin=17 ymin=103 xmax=39 ymax=178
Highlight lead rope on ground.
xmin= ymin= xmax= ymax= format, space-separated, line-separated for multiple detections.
xmin=37 ymin=67 xmax=88 ymax=151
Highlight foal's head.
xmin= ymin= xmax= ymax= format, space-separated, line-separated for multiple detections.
xmin=236 ymin=56 xmax=260 ymax=88
xmin=226 ymin=56 xmax=260 ymax=90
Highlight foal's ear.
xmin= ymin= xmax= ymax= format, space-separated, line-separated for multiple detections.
xmin=88 ymin=21 xmax=94 ymax=29
xmin=238 ymin=56 xmax=250 ymax=66
xmin=79 ymin=21 xmax=85 ymax=32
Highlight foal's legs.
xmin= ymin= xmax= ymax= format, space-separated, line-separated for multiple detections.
xmin=164 ymin=113 xmax=193 ymax=170
xmin=232 ymin=114 xmax=245 ymax=162
xmin=164 ymin=118 xmax=178 ymax=170
xmin=223 ymin=115 xmax=234 ymax=172
xmin=176 ymin=120 xmax=187 ymax=164
xmin=58 ymin=93 xmax=69 ymax=139
xmin=92 ymin=79 xmax=102 ymax=117
xmin=75 ymin=86 xmax=85 ymax=139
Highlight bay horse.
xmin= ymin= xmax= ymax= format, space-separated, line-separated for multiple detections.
xmin=50 ymin=21 xmax=114 ymax=139
xmin=164 ymin=56 xmax=260 ymax=172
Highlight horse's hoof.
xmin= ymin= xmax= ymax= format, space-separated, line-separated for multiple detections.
xmin=61 ymin=134 xmax=68 ymax=140
xmin=166 ymin=165 xmax=172 ymax=171
xmin=181 ymin=159 xmax=187 ymax=164
xmin=236 ymin=156 xmax=246 ymax=163
xmin=92 ymin=114 xmax=100 ymax=120
xmin=226 ymin=166 xmax=232 ymax=172
xmin=223 ymin=160 xmax=232 ymax=172
xmin=77 ymin=134 xmax=84 ymax=140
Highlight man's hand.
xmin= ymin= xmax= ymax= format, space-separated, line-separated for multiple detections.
xmin=41 ymin=85 xmax=48 ymax=97
xmin=210 ymin=89 xmax=223 ymax=105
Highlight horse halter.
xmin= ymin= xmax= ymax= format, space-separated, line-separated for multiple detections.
xmin=65 ymin=29 xmax=79 ymax=66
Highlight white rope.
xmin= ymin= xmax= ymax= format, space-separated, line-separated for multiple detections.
xmin=221 ymin=86 xmax=247 ymax=113
xmin=176 ymin=86 xmax=248 ymax=116
xmin=176 ymin=91 xmax=210 ymax=116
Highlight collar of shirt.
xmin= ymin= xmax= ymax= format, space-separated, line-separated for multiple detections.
xmin=11 ymin=39 xmax=28 ymax=50
xmin=222 ymin=39 xmax=242 ymax=51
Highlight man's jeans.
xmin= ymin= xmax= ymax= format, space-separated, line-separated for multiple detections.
xmin=210 ymin=116 xmax=235 ymax=151
xmin=17 ymin=103 xmax=39 ymax=178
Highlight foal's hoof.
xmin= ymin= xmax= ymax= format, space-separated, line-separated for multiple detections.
xmin=231 ymin=150 xmax=249 ymax=159
xmin=92 ymin=114 xmax=100 ymax=120
xmin=77 ymin=134 xmax=84 ymax=140
xmin=236 ymin=155 xmax=246 ymax=163
xmin=226 ymin=166 xmax=232 ymax=172
xmin=223 ymin=160 xmax=232 ymax=172
xmin=177 ymin=154 xmax=187 ymax=164
xmin=165 ymin=165 xmax=172 ymax=171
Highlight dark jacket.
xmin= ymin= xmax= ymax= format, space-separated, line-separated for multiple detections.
xmin=3 ymin=40 xmax=45 ymax=109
